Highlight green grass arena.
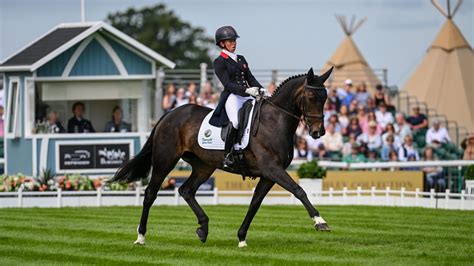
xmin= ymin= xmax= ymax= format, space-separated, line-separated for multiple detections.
xmin=0 ymin=205 xmax=472 ymax=265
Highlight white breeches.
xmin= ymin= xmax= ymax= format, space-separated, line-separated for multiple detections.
xmin=225 ymin=94 xmax=254 ymax=129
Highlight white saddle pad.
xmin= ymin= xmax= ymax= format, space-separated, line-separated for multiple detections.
xmin=198 ymin=101 xmax=255 ymax=150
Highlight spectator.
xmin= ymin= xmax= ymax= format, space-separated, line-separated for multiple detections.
xmin=342 ymin=133 xmax=357 ymax=156
xmin=321 ymin=124 xmax=343 ymax=153
xmin=366 ymin=149 xmax=378 ymax=162
xmin=46 ymin=111 xmax=65 ymax=133
xmin=357 ymin=106 xmax=368 ymax=129
xmin=381 ymin=134 xmax=398 ymax=161
xmin=389 ymin=150 xmax=399 ymax=161
xmin=323 ymin=102 xmax=333 ymax=125
xmin=206 ymin=94 xmax=219 ymax=109
xmin=346 ymin=117 xmax=363 ymax=137
xmin=338 ymin=105 xmax=350 ymax=130
xmin=314 ymin=143 xmax=330 ymax=160
xmin=175 ymin=87 xmax=189 ymax=107
xmin=162 ymin=84 xmax=176 ymax=112
xmin=343 ymin=144 xmax=366 ymax=163
xmin=426 ymin=119 xmax=451 ymax=146
xmin=463 ymin=133 xmax=474 ymax=160
xmin=188 ymin=94 xmax=197 ymax=104
xmin=294 ymin=137 xmax=313 ymax=161
xmin=104 ymin=106 xmax=131 ymax=133
xmin=362 ymin=112 xmax=382 ymax=135
xmin=267 ymin=82 xmax=277 ymax=95
xmin=357 ymin=121 xmax=382 ymax=150
xmin=326 ymin=114 xmax=342 ymax=133
xmin=327 ymin=88 xmax=341 ymax=112
xmin=67 ymin=102 xmax=95 ymax=133
xmin=382 ymin=123 xmax=401 ymax=148
xmin=198 ymin=82 xmax=214 ymax=106
xmin=375 ymin=102 xmax=394 ymax=130
xmin=348 ymin=99 xmax=359 ymax=116
xmin=186 ymin=83 xmax=197 ymax=98
xmin=295 ymin=120 xmax=307 ymax=137
xmin=374 ymin=84 xmax=390 ymax=107
xmin=422 ymin=147 xmax=445 ymax=191
xmin=366 ymin=97 xmax=377 ymax=113
xmin=339 ymin=79 xmax=355 ymax=107
xmin=0 ymin=105 xmax=4 ymax=137
xmin=398 ymin=135 xmax=420 ymax=161
xmin=394 ymin=113 xmax=412 ymax=141
xmin=407 ymin=106 xmax=428 ymax=132
xmin=355 ymin=82 xmax=370 ymax=107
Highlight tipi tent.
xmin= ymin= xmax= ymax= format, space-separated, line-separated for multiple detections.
xmin=323 ymin=15 xmax=381 ymax=92
xmin=403 ymin=0 xmax=473 ymax=132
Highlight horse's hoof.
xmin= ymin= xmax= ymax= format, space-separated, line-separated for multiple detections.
xmin=238 ymin=240 xmax=248 ymax=248
xmin=196 ymin=228 xmax=208 ymax=243
xmin=315 ymin=223 xmax=331 ymax=232
xmin=134 ymin=234 xmax=146 ymax=245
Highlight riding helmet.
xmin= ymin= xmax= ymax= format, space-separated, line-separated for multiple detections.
xmin=215 ymin=26 xmax=240 ymax=45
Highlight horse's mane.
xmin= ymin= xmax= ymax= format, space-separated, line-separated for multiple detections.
xmin=271 ymin=73 xmax=307 ymax=97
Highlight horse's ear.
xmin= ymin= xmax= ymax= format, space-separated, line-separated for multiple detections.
xmin=307 ymin=68 xmax=315 ymax=83
xmin=319 ymin=67 xmax=334 ymax=84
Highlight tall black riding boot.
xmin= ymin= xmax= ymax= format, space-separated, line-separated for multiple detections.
xmin=223 ymin=127 xmax=238 ymax=170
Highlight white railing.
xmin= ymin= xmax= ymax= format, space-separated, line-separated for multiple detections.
xmin=0 ymin=187 xmax=472 ymax=210
xmin=295 ymin=160 xmax=474 ymax=169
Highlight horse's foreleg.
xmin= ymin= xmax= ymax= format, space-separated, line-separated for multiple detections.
xmin=178 ymin=164 xmax=215 ymax=243
xmin=261 ymin=164 xmax=330 ymax=232
xmin=237 ymin=177 xmax=274 ymax=248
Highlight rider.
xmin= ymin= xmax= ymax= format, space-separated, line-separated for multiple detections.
xmin=209 ymin=26 xmax=262 ymax=170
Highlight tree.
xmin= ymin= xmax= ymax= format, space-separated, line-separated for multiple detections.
xmin=107 ymin=4 xmax=213 ymax=68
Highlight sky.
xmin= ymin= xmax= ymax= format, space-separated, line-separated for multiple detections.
xmin=0 ymin=0 xmax=473 ymax=87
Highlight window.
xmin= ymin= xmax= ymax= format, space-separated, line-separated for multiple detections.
xmin=6 ymin=79 xmax=21 ymax=138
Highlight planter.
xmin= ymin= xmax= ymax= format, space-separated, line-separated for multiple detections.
xmin=299 ymin=178 xmax=322 ymax=193
xmin=465 ymin=180 xmax=474 ymax=194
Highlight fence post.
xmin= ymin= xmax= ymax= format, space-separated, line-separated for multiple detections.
xmin=200 ymin=63 xmax=208 ymax=89
xmin=329 ymin=187 xmax=333 ymax=201
xmin=400 ymin=187 xmax=405 ymax=206
xmin=430 ymin=189 xmax=435 ymax=208
xmin=371 ymin=186 xmax=376 ymax=205
xmin=213 ymin=187 xmax=219 ymax=205
xmin=385 ymin=187 xmax=390 ymax=206
xmin=154 ymin=67 xmax=165 ymax=120
xmin=415 ymin=188 xmax=420 ymax=207
xmin=460 ymin=190 xmax=465 ymax=210
xmin=271 ymin=70 xmax=278 ymax=83
xmin=135 ymin=186 xmax=141 ymax=206
xmin=97 ymin=187 xmax=102 ymax=207
xmin=18 ymin=187 xmax=23 ymax=208
xmin=57 ymin=188 xmax=62 ymax=208
xmin=343 ymin=187 xmax=347 ymax=204
xmin=445 ymin=189 xmax=450 ymax=209
xmin=356 ymin=186 xmax=361 ymax=205
xmin=174 ymin=187 xmax=180 ymax=206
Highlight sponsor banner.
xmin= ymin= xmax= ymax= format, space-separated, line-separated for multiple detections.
xmin=56 ymin=140 xmax=133 ymax=173
xmin=323 ymin=171 xmax=424 ymax=191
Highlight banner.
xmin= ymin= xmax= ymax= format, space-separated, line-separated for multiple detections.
xmin=323 ymin=171 xmax=424 ymax=191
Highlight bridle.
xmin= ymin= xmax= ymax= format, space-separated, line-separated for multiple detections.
xmin=263 ymin=83 xmax=326 ymax=128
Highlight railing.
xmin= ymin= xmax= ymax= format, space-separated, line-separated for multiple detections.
xmin=0 ymin=186 xmax=472 ymax=210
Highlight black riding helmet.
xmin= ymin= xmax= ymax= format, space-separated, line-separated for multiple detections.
xmin=215 ymin=26 xmax=240 ymax=46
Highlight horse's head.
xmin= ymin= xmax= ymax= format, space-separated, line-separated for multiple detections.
xmin=300 ymin=67 xmax=333 ymax=139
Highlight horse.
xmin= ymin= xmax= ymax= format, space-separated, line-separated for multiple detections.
xmin=110 ymin=67 xmax=333 ymax=247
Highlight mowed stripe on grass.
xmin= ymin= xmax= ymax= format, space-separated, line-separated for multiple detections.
xmin=0 ymin=205 xmax=472 ymax=265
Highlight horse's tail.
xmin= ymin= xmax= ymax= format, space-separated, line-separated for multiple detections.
xmin=108 ymin=113 xmax=166 ymax=183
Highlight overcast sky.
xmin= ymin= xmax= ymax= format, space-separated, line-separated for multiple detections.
xmin=1 ymin=0 xmax=472 ymax=86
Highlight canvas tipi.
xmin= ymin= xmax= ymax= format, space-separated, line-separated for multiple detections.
xmin=403 ymin=0 xmax=473 ymax=132
xmin=323 ymin=15 xmax=381 ymax=92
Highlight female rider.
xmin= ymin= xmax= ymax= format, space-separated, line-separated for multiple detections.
xmin=209 ymin=26 xmax=262 ymax=170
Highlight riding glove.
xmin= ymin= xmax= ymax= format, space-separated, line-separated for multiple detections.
xmin=245 ymin=87 xmax=260 ymax=97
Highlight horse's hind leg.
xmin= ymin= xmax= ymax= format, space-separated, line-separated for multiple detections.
xmin=135 ymin=156 xmax=179 ymax=245
xmin=178 ymin=163 xmax=215 ymax=243
xmin=237 ymin=178 xmax=274 ymax=247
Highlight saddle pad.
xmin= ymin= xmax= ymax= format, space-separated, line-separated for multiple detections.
xmin=198 ymin=102 xmax=255 ymax=150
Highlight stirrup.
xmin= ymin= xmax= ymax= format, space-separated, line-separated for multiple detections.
xmin=223 ymin=153 xmax=235 ymax=170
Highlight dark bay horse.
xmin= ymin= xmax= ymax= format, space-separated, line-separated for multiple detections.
xmin=111 ymin=67 xmax=333 ymax=247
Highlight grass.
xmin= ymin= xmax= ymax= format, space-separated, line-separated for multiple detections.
xmin=0 ymin=205 xmax=472 ymax=265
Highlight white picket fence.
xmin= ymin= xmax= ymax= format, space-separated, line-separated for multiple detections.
xmin=0 ymin=187 xmax=472 ymax=210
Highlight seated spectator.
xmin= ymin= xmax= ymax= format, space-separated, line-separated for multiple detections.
xmin=186 ymin=83 xmax=197 ymax=98
xmin=382 ymin=123 xmax=401 ymax=148
xmin=357 ymin=121 xmax=382 ymax=150
xmin=381 ymin=134 xmax=398 ymax=161
xmin=323 ymin=102 xmax=333 ymax=125
xmin=362 ymin=112 xmax=383 ymax=135
xmin=422 ymin=147 xmax=445 ymax=192
xmin=366 ymin=149 xmax=378 ymax=162
xmin=321 ymin=124 xmax=343 ymax=153
xmin=355 ymin=82 xmax=370 ymax=107
xmin=267 ymin=82 xmax=277 ymax=96
xmin=348 ymin=99 xmax=359 ymax=116
xmin=342 ymin=133 xmax=358 ymax=156
xmin=394 ymin=113 xmax=412 ymax=141
xmin=104 ymin=106 xmax=131 ymax=133
xmin=357 ymin=106 xmax=368 ymax=128
xmin=366 ymin=97 xmax=377 ymax=113
xmin=294 ymin=137 xmax=313 ymax=161
xmin=338 ymin=79 xmax=355 ymax=107
xmin=426 ymin=119 xmax=451 ymax=147
xmin=398 ymin=135 xmax=420 ymax=161
xmin=346 ymin=117 xmax=362 ymax=137
xmin=389 ymin=150 xmax=399 ymax=161
xmin=343 ymin=144 xmax=366 ymax=163
xmin=374 ymin=84 xmax=390 ymax=107
xmin=327 ymin=88 xmax=341 ymax=112
xmin=175 ymin=87 xmax=189 ymax=107
xmin=46 ymin=111 xmax=65 ymax=133
xmin=314 ymin=143 xmax=330 ymax=160
xmin=162 ymin=84 xmax=176 ymax=112
xmin=206 ymin=94 xmax=219 ymax=109
xmin=407 ymin=106 xmax=428 ymax=132
xmin=338 ymin=105 xmax=350 ymax=129
xmin=188 ymin=94 xmax=197 ymax=104
xmin=463 ymin=133 xmax=474 ymax=160
xmin=198 ymin=82 xmax=214 ymax=106
xmin=375 ymin=102 xmax=394 ymax=130
xmin=326 ymin=114 xmax=342 ymax=133
xmin=67 ymin=102 xmax=95 ymax=133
